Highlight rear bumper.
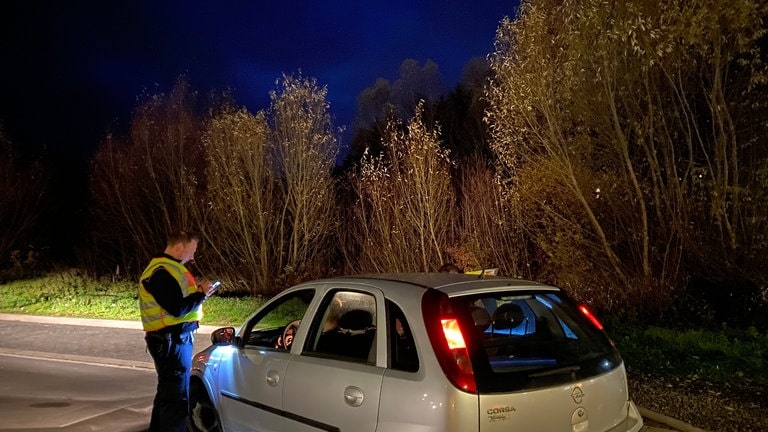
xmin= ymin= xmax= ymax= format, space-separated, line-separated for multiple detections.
xmin=607 ymin=401 xmax=644 ymax=432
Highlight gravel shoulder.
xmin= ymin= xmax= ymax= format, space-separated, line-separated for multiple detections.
xmin=629 ymin=373 xmax=768 ymax=432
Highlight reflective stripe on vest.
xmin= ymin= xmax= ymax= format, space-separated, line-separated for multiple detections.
xmin=139 ymin=257 xmax=203 ymax=332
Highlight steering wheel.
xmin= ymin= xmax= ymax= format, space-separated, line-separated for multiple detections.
xmin=279 ymin=320 xmax=301 ymax=350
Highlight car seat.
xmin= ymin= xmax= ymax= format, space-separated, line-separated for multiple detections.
xmin=492 ymin=303 xmax=526 ymax=334
xmin=470 ymin=306 xmax=492 ymax=332
xmin=338 ymin=309 xmax=373 ymax=333
xmin=316 ymin=309 xmax=375 ymax=361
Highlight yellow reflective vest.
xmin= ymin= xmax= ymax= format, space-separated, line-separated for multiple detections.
xmin=139 ymin=256 xmax=203 ymax=332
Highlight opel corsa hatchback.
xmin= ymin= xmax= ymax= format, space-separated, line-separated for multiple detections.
xmin=189 ymin=273 xmax=643 ymax=432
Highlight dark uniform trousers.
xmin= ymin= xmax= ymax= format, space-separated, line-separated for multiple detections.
xmin=145 ymin=330 xmax=194 ymax=432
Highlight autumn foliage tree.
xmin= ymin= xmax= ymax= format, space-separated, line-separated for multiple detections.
xmin=197 ymin=106 xmax=276 ymax=291
xmin=346 ymin=102 xmax=457 ymax=272
xmin=486 ymin=0 xmax=768 ymax=318
xmin=455 ymin=155 xmax=530 ymax=278
xmin=88 ymin=74 xmax=341 ymax=294
xmin=267 ymin=74 xmax=340 ymax=285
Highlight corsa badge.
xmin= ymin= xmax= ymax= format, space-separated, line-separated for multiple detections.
xmin=486 ymin=405 xmax=516 ymax=423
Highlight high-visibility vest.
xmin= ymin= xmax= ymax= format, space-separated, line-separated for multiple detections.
xmin=138 ymin=256 xmax=203 ymax=332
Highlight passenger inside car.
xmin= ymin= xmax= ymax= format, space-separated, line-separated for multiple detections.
xmin=390 ymin=304 xmax=418 ymax=371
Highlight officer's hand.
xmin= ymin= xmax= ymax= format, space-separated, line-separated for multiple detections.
xmin=198 ymin=280 xmax=215 ymax=297
xmin=206 ymin=280 xmax=222 ymax=297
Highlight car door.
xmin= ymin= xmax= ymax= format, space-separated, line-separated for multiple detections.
xmin=281 ymin=287 xmax=386 ymax=432
xmin=216 ymin=288 xmax=315 ymax=432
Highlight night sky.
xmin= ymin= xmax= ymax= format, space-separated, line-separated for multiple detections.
xmin=1 ymin=1 xmax=519 ymax=163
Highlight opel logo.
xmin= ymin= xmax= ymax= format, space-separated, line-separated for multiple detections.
xmin=571 ymin=387 xmax=584 ymax=404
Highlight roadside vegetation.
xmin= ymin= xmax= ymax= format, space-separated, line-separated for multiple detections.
xmin=606 ymin=317 xmax=768 ymax=387
xmin=0 ymin=271 xmax=258 ymax=325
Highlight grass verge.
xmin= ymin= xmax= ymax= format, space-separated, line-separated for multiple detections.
xmin=606 ymin=317 xmax=767 ymax=387
xmin=0 ymin=271 xmax=259 ymax=326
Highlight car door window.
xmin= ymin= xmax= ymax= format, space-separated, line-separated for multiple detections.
xmin=305 ymin=290 xmax=377 ymax=363
xmin=242 ymin=289 xmax=314 ymax=350
xmin=387 ymin=299 xmax=418 ymax=372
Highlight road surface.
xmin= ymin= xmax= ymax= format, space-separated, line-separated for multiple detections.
xmin=0 ymin=314 xmax=219 ymax=431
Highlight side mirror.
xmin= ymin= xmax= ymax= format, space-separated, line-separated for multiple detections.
xmin=211 ymin=326 xmax=236 ymax=345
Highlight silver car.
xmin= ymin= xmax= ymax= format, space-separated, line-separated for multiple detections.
xmin=189 ymin=273 xmax=644 ymax=432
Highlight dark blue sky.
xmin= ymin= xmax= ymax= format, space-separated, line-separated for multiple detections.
xmin=1 ymin=1 xmax=519 ymax=160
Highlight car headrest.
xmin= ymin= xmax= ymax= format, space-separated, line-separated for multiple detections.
xmin=470 ymin=306 xmax=492 ymax=331
xmin=492 ymin=303 xmax=525 ymax=330
xmin=338 ymin=309 xmax=373 ymax=331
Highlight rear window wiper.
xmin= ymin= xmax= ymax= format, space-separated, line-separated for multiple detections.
xmin=528 ymin=365 xmax=580 ymax=379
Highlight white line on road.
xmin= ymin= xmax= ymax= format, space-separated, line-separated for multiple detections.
xmin=0 ymin=347 xmax=155 ymax=370
xmin=0 ymin=313 xmax=220 ymax=333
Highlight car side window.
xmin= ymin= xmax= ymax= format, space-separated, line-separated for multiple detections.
xmin=387 ymin=300 xmax=418 ymax=372
xmin=243 ymin=289 xmax=314 ymax=350
xmin=305 ymin=290 xmax=377 ymax=364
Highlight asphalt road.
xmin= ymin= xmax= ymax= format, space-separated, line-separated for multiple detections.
xmin=0 ymin=314 xmax=220 ymax=432
xmin=0 ymin=355 xmax=153 ymax=431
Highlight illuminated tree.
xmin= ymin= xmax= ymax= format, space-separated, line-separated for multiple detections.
xmin=486 ymin=0 xmax=768 ymax=314
xmin=198 ymin=106 xmax=276 ymax=292
xmin=456 ymin=155 xmax=529 ymax=277
xmin=348 ymin=101 xmax=457 ymax=272
xmin=269 ymin=73 xmax=340 ymax=284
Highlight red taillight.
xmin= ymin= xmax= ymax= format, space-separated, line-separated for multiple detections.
xmin=579 ymin=305 xmax=604 ymax=330
xmin=423 ymin=291 xmax=477 ymax=393
xmin=441 ymin=318 xmax=466 ymax=349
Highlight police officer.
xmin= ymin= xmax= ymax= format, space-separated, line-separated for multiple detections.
xmin=139 ymin=230 xmax=216 ymax=432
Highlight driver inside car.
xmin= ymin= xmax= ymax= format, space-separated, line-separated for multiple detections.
xmin=276 ymin=320 xmax=300 ymax=350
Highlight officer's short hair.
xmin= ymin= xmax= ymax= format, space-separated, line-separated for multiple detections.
xmin=166 ymin=230 xmax=200 ymax=247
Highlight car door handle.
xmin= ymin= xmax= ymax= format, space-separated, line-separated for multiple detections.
xmin=266 ymin=369 xmax=280 ymax=387
xmin=343 ymin=386 xmax=364 ymax=407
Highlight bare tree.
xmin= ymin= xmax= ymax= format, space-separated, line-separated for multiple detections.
xmin=198 ymin=106 xmax=276 ymax=292
xmin=88 ymin=133 xmax=144 ymax=273
xmin=89 ymin=77 xmax=205 ymax=273
xmin=456 ymin=155 xmax=529 ymax=277
xmin=269 ymin=73 xmax=340 ymax=283
xmin=348 ymin=101 xmax=457 ymax=272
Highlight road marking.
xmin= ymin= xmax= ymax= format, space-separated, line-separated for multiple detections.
xmin=0 ymin=347 xmax=155 ymax=371
xmin=0 ymin=313 xmax=220 ymax=334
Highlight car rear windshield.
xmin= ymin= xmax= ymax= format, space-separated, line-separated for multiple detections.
xmin=451 ymin=291 xmax=622 ymax=393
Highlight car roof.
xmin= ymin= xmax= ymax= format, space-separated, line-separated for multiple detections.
xmin=332 ymin=273 xmax=558 ymax=296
